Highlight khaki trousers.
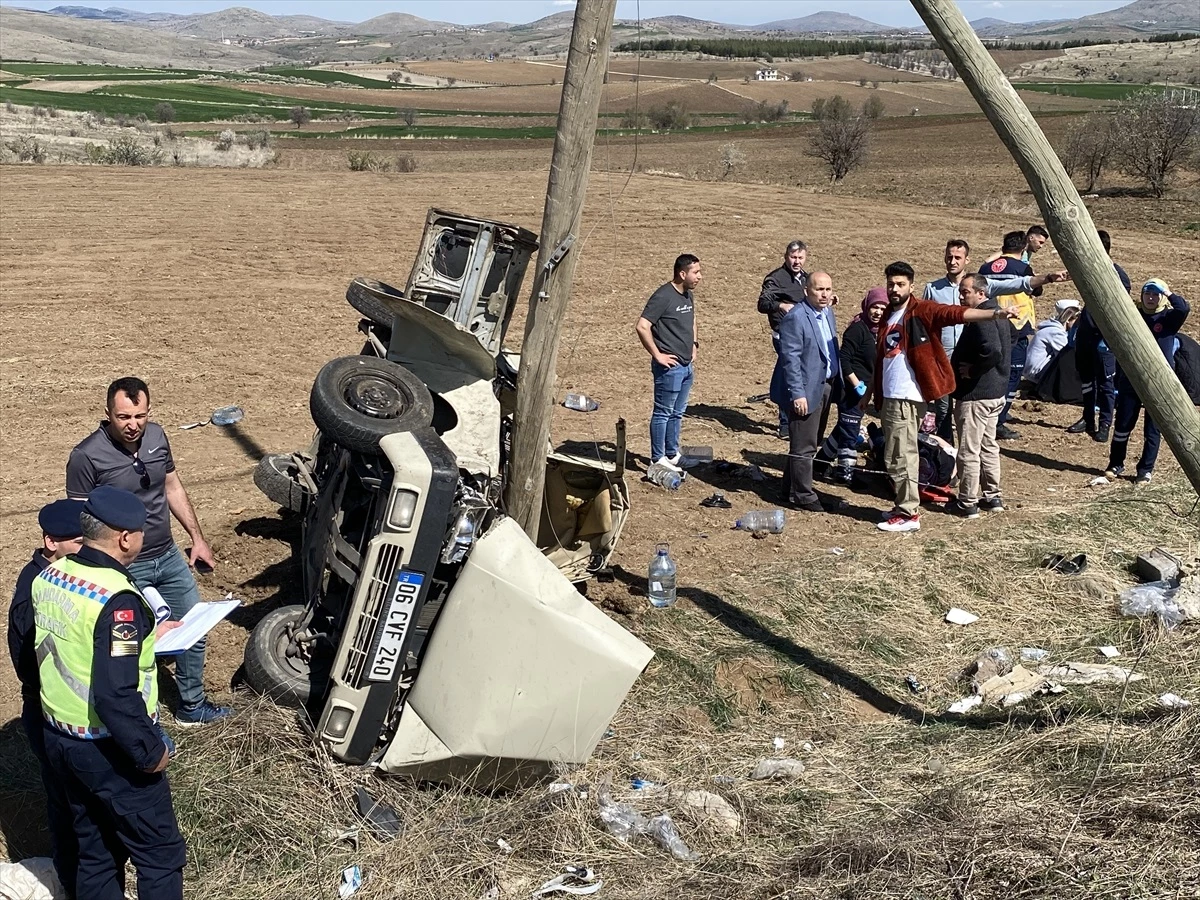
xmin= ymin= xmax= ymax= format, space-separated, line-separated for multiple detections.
xmin=954 ymin=397 xmax=1005 ymax=503
xmin=881 ymin=397 xmax=927 ymax=516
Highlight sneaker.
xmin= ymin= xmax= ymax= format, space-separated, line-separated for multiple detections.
xmin=877 ymin=513 xmax=920 ymax=533
xmin=996 ymin=425 xmax=1021 ymax=440
xmin=978 ymin=497 xmax=1005 ymax=512
xmin=1134 ymin=471 xmax=1153 ymax=484
xmin=667 ymin=453 xmax=701 ymax=471
xmin=175 ymin=699 xmax=233 ymax=728
xmin=1065 ymin=418 xmax=1089 ymax=435
xmin=879 ymin=507 xmax=906 ymax=520
xmin=947 ymin=498 xmax=980 ymax=519
xmin=1103 ymin=465 xmax=1123 ymax=480
xmin=654 ymin=456 xmax=682 ymax=473
xmin=1094 ymin=426 xmax=1110 ymax=443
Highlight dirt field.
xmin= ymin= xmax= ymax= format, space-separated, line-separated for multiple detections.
xmin=2 ymin=120 xmax=1199 ymax=897
xmin=1012 ymin=39 xmax=1200 ymax=84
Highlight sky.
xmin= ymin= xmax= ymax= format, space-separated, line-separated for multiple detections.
xmin=2 ymin=0 xmax=1137 ymax=28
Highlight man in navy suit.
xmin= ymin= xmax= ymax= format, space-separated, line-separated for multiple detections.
xmin=771 ymin=271 xmax=842 ymax=512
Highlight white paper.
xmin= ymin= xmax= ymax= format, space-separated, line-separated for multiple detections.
xmin=155 ymin=599 xmax=240 ymax=655
xmin=1097 ymin=646 xmax=1121 ymax=659
xmin=945 ymin=607 xmax=979 ymax=626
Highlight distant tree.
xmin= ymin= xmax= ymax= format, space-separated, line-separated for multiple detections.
xmin=1062 ymin=110 xmax=1117 ymax=192
xmin=1111 ymin=89 xmax=1200 ymax=197
xmin=862 ymin=95 xmax=885 ymax=120
xmin=811 ymin=94 xmax=853 ymax=121
xmin=154 ymin=102 xmax=175 ymax=123
xmin=789 ymin=70 xmax=806 ymax=82
xmin=719 ymin=142 xmax=746 ymax=178
xmin=648 ymin=101 xmax=693 ymax=131
xmin=289 ymin=106 xmax=311 ymax=129
xmin=620 ymin=107 xmax=647 ymax=129
xmin=398 ymin=107 xmax=418 ymax=127
xmin=807 ymin=116 xmax=871 ymax=181
xmin=387 ymin=70 xmax=404 ymax=83
xmin=446 ymin=76 xmax=457 ymax=86
xmin=858 ymin=77 xmax=868 ymax=87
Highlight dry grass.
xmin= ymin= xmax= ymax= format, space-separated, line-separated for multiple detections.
xmin=160 ymin=478 xmax=1200 ymax=898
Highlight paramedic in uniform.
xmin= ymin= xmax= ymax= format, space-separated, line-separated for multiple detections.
xmin=32 ymin=485 xmax=186 ymax=900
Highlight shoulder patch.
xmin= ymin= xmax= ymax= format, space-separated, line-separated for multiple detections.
xmin=113 ymin=609 xmax=134 ymax=622
xmin=111 ymin=623 xmax=137 ymax=641
xmin=110 ymin=640 xmax=138 ymax=657
xmin=990 ymin=259 xmax=1006 ymax=274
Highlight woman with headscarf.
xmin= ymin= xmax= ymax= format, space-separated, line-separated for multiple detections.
xmin=1104 ymin=278 xmax=1190 ymax=484
xmin=821 ymin=287 xmax=888 ymax=484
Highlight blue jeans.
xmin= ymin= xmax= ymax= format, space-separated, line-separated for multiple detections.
xmin=128 ymin=545 xmax=206 ymax=709
xmin=996 ymin=331 xmax=1030 ymax=429
xmin=650 ymin=360 xmax=694 ymax=462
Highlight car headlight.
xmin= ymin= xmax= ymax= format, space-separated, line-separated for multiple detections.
xmin=388 ymin=488 xmax=419 ymax=530
xmin=323 ymin=705 xmax=355 ymax=740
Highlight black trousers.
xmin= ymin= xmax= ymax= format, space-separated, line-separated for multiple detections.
xmin=782 ymin=383 xmax=832 ymax=506
xmin=20 ymin=697 xmax=78 ymax=898
xmin=44 ymin=729 xmax=186 ymax=900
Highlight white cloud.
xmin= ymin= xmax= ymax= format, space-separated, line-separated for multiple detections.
xmin=552 ymin=0 xmax=576 ymax=5
xmin=989 ymin=2 xmax=1004 ymax=8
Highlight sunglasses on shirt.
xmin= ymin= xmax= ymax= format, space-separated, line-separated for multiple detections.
xmin=132 ymin=456 xmax=151 ymax=490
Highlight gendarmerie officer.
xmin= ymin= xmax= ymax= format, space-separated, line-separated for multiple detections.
xmin=8 ymin=498 xmax=86 ymax=898
xmin=32 ymin=485 xmax=186 ymax=900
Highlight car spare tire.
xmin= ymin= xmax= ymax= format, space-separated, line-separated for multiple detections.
xmin=310 ymin=355 xmax=433 ymax=454
xmin=244 ymin=605 xmax=325 ymax=707
xmin=347 ymin=277 xmax=407 ymax=330
xmin=253 ymin=453 xmax=310 ymax=514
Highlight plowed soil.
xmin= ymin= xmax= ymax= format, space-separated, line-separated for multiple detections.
xmin=1 ymin=122 xmax=1197 ymax=726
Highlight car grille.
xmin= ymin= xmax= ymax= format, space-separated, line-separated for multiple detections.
xmin=341 ymin=540 xmax=404 ymax=687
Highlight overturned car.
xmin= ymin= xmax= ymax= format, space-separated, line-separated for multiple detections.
xmin=249 ymin=209 xmax=651 ymax=784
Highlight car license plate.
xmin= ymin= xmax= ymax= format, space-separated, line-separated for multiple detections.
xmin=366 ymin=570 xmax=424 ymax=683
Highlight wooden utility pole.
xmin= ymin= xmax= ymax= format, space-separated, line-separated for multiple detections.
xmin=506 ymin=0 xmax=617 ymax=537
xmin=909 ymin=0 xmax=1200 ymax=495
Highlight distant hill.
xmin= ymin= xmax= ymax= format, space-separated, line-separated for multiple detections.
xmin=756 ymin=11 xmax=896 ymax=33
xmin=151 ymin=7 xmax=344 ymax=39
xmin=969 ymin=18 xmax=1011 ymax=30
xmin=351 ymin=12 xmax=455 ymax=35
xmin=47 ymin=5 xmax=163 ymax=22
xmin=1072 ymin=0 xmax=1200 ymax=31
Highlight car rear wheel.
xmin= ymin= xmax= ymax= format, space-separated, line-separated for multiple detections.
xmin=310 ymin=356 xmax=434 ymax=454
xmin=244 ymin=605 xmax=325 ymax=707
xmin=346 ymin=277 xmax=406 ymax=330
xmin=253 ymin=453 xmax=310 ymax=514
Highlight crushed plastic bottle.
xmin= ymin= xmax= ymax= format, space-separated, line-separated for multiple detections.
xmin=648 ymin=543 xmax=677 ymax=608
xmin=646 ymin=462 xmax=682 ymax=491
xmin=750 ymin=758 xmax=805 ymax=780
xmin=733 ymin=509 xmax=786 ymax=533
xmin=645 ymin=813 xmax=697 ymax=861
xmin=563 ymin=392 xmax=600 ymax=412
xmin=597 ymin=789 xmax=647 ymax=842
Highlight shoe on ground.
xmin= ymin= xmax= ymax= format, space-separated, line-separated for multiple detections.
xmin=1065 ymin=418 xmax=1089 ymax=435
xmin=978 ymin=497 xmax=1005 ymax=512
xmin=830 ymin=468 xmax=854 ymax=485
xmin=654 ymin=456 xmax=682 ymax=473
xmin=667 ymin=453 xmax=702 ymax=471
xmin=1094 ymin=427 xmax=1110 ymax=443
xmin=877 ymin=513 xmax=920 ymax=533
xmin=175 ymin=699 xmax=233 ymax=728
xmin=947 ymin=498 xmax=980 ymax=519
xmin=1103 ymin=465 xmax=1123 ymax=480
xmin=996 ymin=425 xmax=1021 ymax=440
xmin=1134 ymin=471 xmax=1153 ymax=484
xmin=879 ymin=507 xmax=906 ymax=520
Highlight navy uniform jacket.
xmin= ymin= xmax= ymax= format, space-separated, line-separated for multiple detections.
xmin=52 ymin=546 xmax=164 ymax=772
xmin=8 ymin=550 xmax=51 ymax=704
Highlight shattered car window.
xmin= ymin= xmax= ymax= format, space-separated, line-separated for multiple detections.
xmin=432 ymin=230 xmax=471 ymax=281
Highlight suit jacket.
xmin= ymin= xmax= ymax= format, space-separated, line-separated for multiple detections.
xmin=770 ymin=302 xmax=842 ymax=413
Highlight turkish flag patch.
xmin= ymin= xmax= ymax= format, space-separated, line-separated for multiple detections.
xmin=990 ymin=259 xmax=1006 ymax=273
xmin=113 ymin=609 xmax=134 ymax=622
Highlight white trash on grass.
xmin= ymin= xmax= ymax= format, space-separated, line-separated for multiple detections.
xmin=945 ymin=608 xmax=979 ymax=626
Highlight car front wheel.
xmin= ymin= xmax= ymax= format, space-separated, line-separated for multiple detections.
xmin=310 ymin=356 xmax=434 ymax=454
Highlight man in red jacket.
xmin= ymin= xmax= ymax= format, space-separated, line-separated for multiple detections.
xmin=873 ymin=262 xmax=1019 ymax=533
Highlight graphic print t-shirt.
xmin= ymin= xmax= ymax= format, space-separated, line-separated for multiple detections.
xmin=881 ymin=307 xmax=923 ymax=401
xmin=640 ymin=283 xmax=695 ymax=364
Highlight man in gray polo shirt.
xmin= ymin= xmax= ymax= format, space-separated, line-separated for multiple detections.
xmin=66 ymin=376 xmax=231 ymax=726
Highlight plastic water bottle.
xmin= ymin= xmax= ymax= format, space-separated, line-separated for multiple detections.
xmin=648 ymin=543 xmax=677 ymax=608
xmin=563 ymin=392 xmax=599 ymax=412
xmin=646 ymin=463 xmax=682 ymax=491
xmin=734 ymin=509 xmax=786 ymax=533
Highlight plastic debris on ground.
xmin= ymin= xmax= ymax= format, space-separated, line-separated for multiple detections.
xmin=496 ymin=838 xmax=514 ymax=855
xmin=354 ymin=786 xmax=403 ymax=840
xmin=1088 ymin=476 xmax=1110 ymax=486
xmin=947 ymin=694 xmax=983 ymax=714
xmin=338 ymin=865 xmax=363 ymax=899
xmin=829 ymin=547 xmax=845 ymax=556
xmin=646 ymin=813 xmax=698 ymax=861
xmin=772 ymin=736 xmax=786 ymax=751
xmin=1159 ymin=693 xmax=1192 ymax=710
xmin=1097 ymin=646 xmax=1121 ymax=659
xmin=1118 ymin=580 xmax=1188 ymax=628
xmin=750 ymin=758 xmax=805 ymax=780
xmin=669 ymin=789 xmax=741 ymax=835
xmin=562 ymin=392 xmax=600 ymax=412
xmin=630 ymin=777 xmax=663 ymax=791
xmin=477 ymin=887 xmax=500 ymax=900
xmin=321 ymin=825 xmax=361 ymax=850
xmin=0 ymin=858 xmax=65 ymax=900
xmin=978 ymin=666 xmax=1063 ymax=707
xmin=966 ymin=648 xmax=1013 ymax=690
xmin=945 ymin=607 xmax=979 ymax=626
xmin=905 ymin=674 xmax=927 ymax=694
xmin=1020 ymin=647 xmax=1050 ymax=663
xmin=533 ymin=865 xmax=603 ymax=897
xmin=595 ymin=789 xmax=697 ymax=861
xmin=1037 ymin=662 xmax=1146 ymax=685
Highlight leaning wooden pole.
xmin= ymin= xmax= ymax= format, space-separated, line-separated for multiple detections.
xmin=909 ymin=0 xmax=1200 ymax=495
xmin=505 ymin=0 xmax=617 ymax=537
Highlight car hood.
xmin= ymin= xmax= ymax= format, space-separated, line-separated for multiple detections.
xmin=383 ymin=290 xmax=497 ymax=383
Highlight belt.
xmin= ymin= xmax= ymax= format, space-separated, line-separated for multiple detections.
xmin=44 ymin=708 xmax=157 ymax=740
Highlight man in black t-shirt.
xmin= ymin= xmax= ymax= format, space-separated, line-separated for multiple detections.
xmin=635 ymin=254 xmax=702 ymax=472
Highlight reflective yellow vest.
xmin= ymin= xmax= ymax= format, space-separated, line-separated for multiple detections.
xmin=31 ymin=556 xmax=158 ymax=738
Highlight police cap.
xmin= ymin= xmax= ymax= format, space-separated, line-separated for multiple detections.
xmin=38 ymin=498 xmax=85 ymax=539
xmin=83 ymin=485 xmax=147 ymax=532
